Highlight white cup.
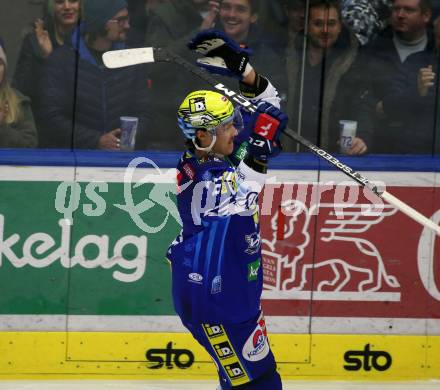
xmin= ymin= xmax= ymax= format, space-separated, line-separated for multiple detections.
xmin=120 ymin=116 xmax=138 ymax=151
xmin=339 ymin=120 xmax=357 ymax=154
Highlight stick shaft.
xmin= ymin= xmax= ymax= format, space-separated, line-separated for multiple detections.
xmin=381 ymin=191 xmax=440 ymax=235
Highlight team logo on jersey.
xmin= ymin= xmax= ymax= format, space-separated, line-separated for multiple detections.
xmin=242 ymin=322 xmax=270 ymax=362
xmin=203 ymin=324 xmax=225 ymax=339
xmin=245 ymin=232 xmax=261 ymax=255
xmin=188 ymin=273 xmax=203 ymax=284
xmin=247 ymin=258 xmax=261 ymax=281
xmin=213 ymin=341 xmax=235 ymax=360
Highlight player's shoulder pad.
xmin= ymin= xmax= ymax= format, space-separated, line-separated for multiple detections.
xmin=179 ymin=151 xmax=231 ymax=182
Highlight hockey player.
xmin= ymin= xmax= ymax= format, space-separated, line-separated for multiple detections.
xmin=167 ymin=30 xmax=287 ymax=389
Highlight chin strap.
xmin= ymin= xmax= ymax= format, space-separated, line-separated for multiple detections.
xmin=192 ymin=134 xmax=217 ymax=153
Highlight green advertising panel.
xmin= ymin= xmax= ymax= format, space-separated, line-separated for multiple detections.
xmin=0 ymin=179 xmax=181 ymax=316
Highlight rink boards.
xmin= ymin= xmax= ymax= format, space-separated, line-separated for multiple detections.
xmin=0 ymin=152 xmax=439 ymax=380
xmin=0 ymin=332 xmax=439 ymax=380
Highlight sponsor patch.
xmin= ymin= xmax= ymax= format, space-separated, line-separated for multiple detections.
xmin=188 ymin=272 xmax=203 ymax=284
xmin=213 ymin=341 xmax=235 ymax=360
xmin=211 ymin=275 xmax=222 ymax=294
xmin=225 ymin=362 xmax=246 ymax=380
xmin=234 ymin=142 xmax=248 ymax=161
xmin=247 ymin=258 xmax=261 ymax=281
xmin=182 ymin=163 xmax=195 ymax=180
xmin=242 ymin=321 xmax=270 ymax=362
xmin=203 ymin=324 xmax=225 ymax=339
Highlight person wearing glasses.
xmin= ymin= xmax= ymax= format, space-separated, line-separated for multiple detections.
xmin=13 ymin=0 xmax=81 ymax=131
xmin=38 ymin=0 xmax=151 ymax=149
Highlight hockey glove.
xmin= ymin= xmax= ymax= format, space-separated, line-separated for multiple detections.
xmin=247 ymin=102 xmax=288 ymax=160
xmin=188 ymin=29 xmax=253 ymax=79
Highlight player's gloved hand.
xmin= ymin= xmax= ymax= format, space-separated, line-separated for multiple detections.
xmin=188 ymin=29 xmax=253 ymax=79
xmin=247 ymin=102 xmax=288 ymax=160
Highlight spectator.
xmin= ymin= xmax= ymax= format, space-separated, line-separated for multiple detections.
xmin=143 ymin=0 xmax=286 ymax=150
xmin=284 ymin=0 xmax=372 ymax=154
xmin=39 ymin=0 xmax=151 ymax=150
xmin=363 ymin=0 xmax=433 ymax=153
xmin=249 ymin=0 xmax=289 ymax=48
xmin=145 ymin=0 xmax=221 ymax=52
xmin=286 ymin=0 xmax=306 ymax=48
xmin=142 ymin=0 xmax=221 ymax=149
xmin=214 ymin=0 xmax=286 ymax=91
xmin=125 ymin=0 xmax=163 ymax=47
xmin=341 ymin=0 xmax=392 ymax=46
xmin=381 ymin=15 xmax=440 ymax=154
xmin=13 ymin=0 xmax=81 ymax=111
xmin=0 ymin=39 xmax=38 ymax=148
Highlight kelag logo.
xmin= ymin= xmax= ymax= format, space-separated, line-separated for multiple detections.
xmin=145 ymin=342 xmax=194 ymax=369
xmin=344 ymin=344 xmax=392 ymax=371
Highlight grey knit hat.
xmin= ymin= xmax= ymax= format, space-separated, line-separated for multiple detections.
xmin=83 ymin=0 xmax=128 ymax=33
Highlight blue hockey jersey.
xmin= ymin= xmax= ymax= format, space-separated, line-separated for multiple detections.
xmin=167 ymin=152 xmax=267 ymax=324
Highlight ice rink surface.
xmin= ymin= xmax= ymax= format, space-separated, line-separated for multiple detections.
xmin=0 ymin=381 xmax=439 ymax=390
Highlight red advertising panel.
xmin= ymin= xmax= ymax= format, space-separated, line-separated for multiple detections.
xmin=260 ymin=184 xmax=440 ymax=320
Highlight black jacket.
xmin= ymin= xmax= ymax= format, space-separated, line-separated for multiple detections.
xmin=361 ymin=27 xmax=435 ymax=153
xmin=383 ymin=50 xmax=439 ymax=154
xmin=13 ymin=16 xmax=65 ymax=106
xmin=39 ymin=27 xmax=151 ymax=149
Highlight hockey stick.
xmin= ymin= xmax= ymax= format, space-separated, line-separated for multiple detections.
xmin=103 ymin=47 xmax=440 ymax=236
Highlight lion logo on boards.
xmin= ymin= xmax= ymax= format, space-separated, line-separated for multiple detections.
xmin=262 ymin=200 xmax=400 ymax=298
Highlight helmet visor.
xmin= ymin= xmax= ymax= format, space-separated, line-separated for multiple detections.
xmin=215 ymin=106 xmax=244 ymax=135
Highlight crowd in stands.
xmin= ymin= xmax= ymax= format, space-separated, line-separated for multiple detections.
xmin=0 ymin=0 xmax=439 ymax=154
